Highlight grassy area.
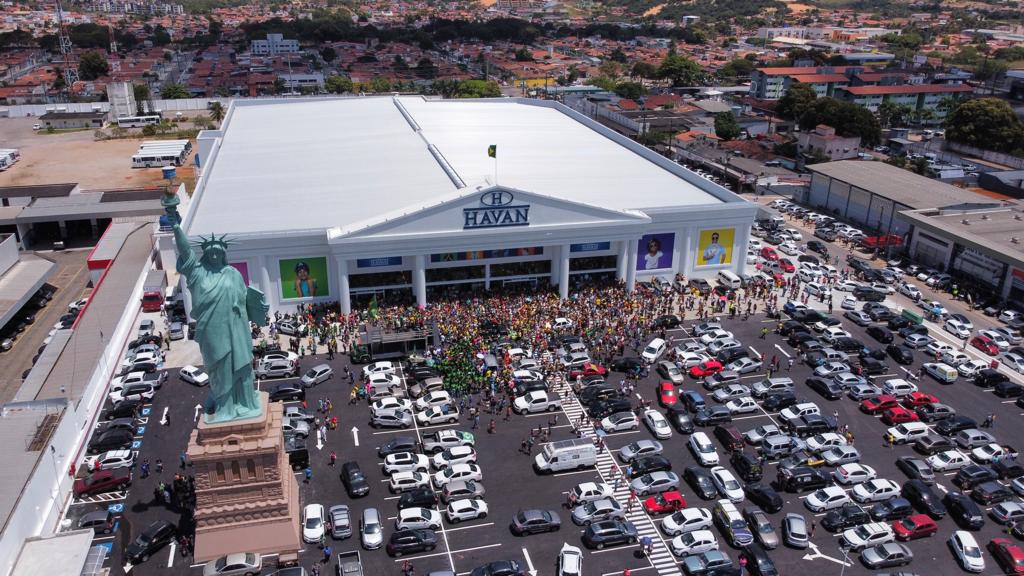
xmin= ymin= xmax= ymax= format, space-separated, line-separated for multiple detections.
xmin=38 ymin=127 xmax=92 ymax=135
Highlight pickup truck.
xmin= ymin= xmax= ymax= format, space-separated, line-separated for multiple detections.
xmin=420 ymin=429 xmax=475 ymax=454
xmin=336 ymin=550 xmax=363 ymax=576
xmin=110 ymin=370 xmax=166 ymax=392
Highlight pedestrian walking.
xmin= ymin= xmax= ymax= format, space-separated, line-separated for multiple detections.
xmin=179 ymin=451 xmax=188 ymax=469
xmin=304 ymin=467 xmax=313 ymax=483
xmin=164 ymin=411 xmax=171 ymax=427
xmin=322 ymin=545 xmax=332 ymax=564
xmin=141 ymin=459 xmax=150 ymax=478
xmin=329 ymin=451 xmax=337 ymax=466
xmin=787 ymin=358 xmax=794 ymax=371
xmin=155 ymin=458 xmax=163 ymax=474
xmin=488 ymin=419 xmax=496 ymax=434
xmin=809 ymin=520 xmax=816 ymax=538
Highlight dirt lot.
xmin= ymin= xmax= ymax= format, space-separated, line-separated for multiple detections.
xmin=0 ymin=116 xmax=196 ymax=191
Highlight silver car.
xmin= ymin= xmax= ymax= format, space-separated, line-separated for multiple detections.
xmin=202 ymin=553 xmax=262 ymax=576
xmin=571 ymin=498 xmax=625 ymax=526
xmin=619 ymin=440 xmax=663 ymax=462
xmin=329 ymin=504 xmax=352 ymax=539
xmin=630 ymin=471 xmax=680 ymax=496
xmin=281 ymin=417 xmax=309 ymax=438
xmin=782 ymin=513 xmax=809 ymax=548
xmin=657 ymin=361 xmax=685 ymax=385
xmin=300 ymin=363 xmax=333 ymax=387
xmin=360 ymin=508 xmax=383 ymax=549
xmin=370 ymin=408 xmax=413 ymax=429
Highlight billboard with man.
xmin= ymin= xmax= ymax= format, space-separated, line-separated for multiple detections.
xmin=696 ymin=228 xmax=735 ymax=266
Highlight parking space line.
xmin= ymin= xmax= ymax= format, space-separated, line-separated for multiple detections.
xmin=443 ymin=521 xmax=494 ymax=533
xmin=590 ymin=543 xmax=641 ymax=554
xmin=391 ymin=542 xmax=502 ymax=562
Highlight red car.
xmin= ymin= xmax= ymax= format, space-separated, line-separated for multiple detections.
xmin=689 ymin=360 xmax=723 ymax=378
xmin=778 ymin=258 xmax=796 ymax=273
xmin=658 ymin=382 xmax=678 ymax=408
xmin=568 ymin=363 xmax=608 ymax=380
xmin=989 ymin=538 xmax=1024 ymax=575
xmin=73 ymin=468 xmax=132 ymax=497
xmin=882 ymin=406 xmax=920 ymax=425
xmin=859 ymin=394 xmax=900 ymax=415
xmin=643 ymin=490 xmax=686 ymax=515
xmin=892 ymin=514 xmax=937 ymax=541
xmin=760 ymin=246 xmax=779 ymax=261
xmin=901 ymin=391 xmax=939 ymax=408
xmin=971 ymin=335 xmax=999 ymax=356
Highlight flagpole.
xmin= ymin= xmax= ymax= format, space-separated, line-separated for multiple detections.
xmin=494 ymin=156 xmax=498 ymax=185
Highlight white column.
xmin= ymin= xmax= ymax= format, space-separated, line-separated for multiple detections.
xmin=337 ymin=257 xmax=351 ymax=315
xmin=559 ymin=244 xmax=571 ymax=299
xmin=680 ymin=233 xmax=692 ymax=275
xmin=616 ymin=240 xmax=629 ymax=281
xmin=413 ymin=255 xmax=426 ymax=308
xmin=735 ymin=225 xmax=751 ymax=274
xmin=259 ymin=256 xmax=273 ymax=312
xmin=1002 ymin=265 xmax=1015 ymax=301
xmin=625 ymin=243 xmax=638 ymax=292
xmin=484 ymin=264 xmax=491 ymax=291
xmin=549 ymin=247 xmax=559 ymax=286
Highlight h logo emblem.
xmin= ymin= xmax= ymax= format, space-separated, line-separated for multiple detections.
xmin=480 ymin=190 xmax=514 ymax=207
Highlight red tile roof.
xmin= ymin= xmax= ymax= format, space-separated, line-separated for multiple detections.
xmin=840 ymin=84 xmax=972 ymax=96
xmin=788 ymin=74 xmax=848 ymax=83
xmin=757 ymin=66 xmax=857 ymax=76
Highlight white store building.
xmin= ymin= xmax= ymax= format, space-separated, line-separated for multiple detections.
xmin=175 ymin=96 xmax=757 ymax=314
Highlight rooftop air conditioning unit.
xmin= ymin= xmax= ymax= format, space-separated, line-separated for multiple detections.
xmin=961 ymin=219 xmax=970 ymax=225
xmin=1012 ymin=237 xmax=1021 ymax=244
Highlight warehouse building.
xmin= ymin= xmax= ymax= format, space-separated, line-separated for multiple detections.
xmin=179 ymin=96 xmax=757 ymax=314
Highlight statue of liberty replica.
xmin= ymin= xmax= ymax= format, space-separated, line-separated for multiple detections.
xmin=163 ymin=190 xmax=268 ymax=422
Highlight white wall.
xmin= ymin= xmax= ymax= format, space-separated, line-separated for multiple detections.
xmin=0 ymin=233 xmax=17 ymax=276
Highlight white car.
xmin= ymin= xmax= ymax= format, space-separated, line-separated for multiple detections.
xmin=371 ymin=397 xmax=413 ymax=414
xmin=445 ymin=498 xmax=488 ymax=523
xmin=369 ymin=373 xmax=402 ymax=389
xmin=383 ymin=452 xmax=429 ymax=474
xmin=558 ymin=543 xmax=582 ymax=576
xmin=415 ymin=391 xmax=453 ymax=411
xmin=710 ymin=466 xmax=744 ymax=502
xmin=814 ymin=361 xmax=850 ymax=377
xmin=388 ymin=471 xmax=431 ymax=493
xmin=643 ymin=409 xmax=673 ymax=439
xmin=945 ymin=319 xmax=971 ymax=339
xmin=842 ymin=523 xmax=895 ymax=551
xmin=725 ymin=396 xmax=758 ymax=415
xmin=513 ymin=391 xmax=562 ymax=414
xmin=302 ymin=503 xmax=325 ymax=544
xmin=835 ymin=279 xmax=862 ymax=292
xmin=805 ymin=486 xmax=852 ymax=512
xmin=870 ymin=282 xmax=895 ymax=295
xmin=416 ymin=404 xmax=459 ymax=426
xmin=821 ymin=327 xmax=852 ymax=344
xmin=941 ymin=351 xmax=971 ymax=367
xmin=431 ymin=446 xmax=478 ymax=469
xmin=841 ymin=295 xmax=857 ymax=310
xmin=898 ymin=283 xmax=922 ymax=300
xmin=980 ymin=330 xmax=1011 ymax=351
xmin=553 ymin=317 xmax=574 ymax=330
xmin=677 ymin=351 xmax=712 ymax=369
xmin=670 ymin=530 xmax=719 ymax=557
xmin=569 ymin=482 xmax=614 ymax=505
xmin=744 ymin=424 xmax=783 ymax=446
xmin=851 ymin=479 xmax=901 ymax=502
xmin=699 ymin=329 xmax=734 ymax=346
xmin=807 ymin=433 xmax=847 ymax=453
xmin=689 ymin=433 xmax=720 ymax=466
xmin=992 ymin=326 xmax=1023 ymax=345
xmin=1001 ymin=352 xmax=1024 ymax=374
xmin=887 ymin=422 xmax=929 ymax=444
xmin=958 ymin=359 xmax=990 ymax=378
xmin=927 ymin=450 xmax=971 ymax=471
xmin=396 ymin=507 xmax=442 ymax=530
xmin=833 ymin=463 xmax=876 ymax=485
xmin=926 ymin=341 xmax=955 ymax=357
xmin=804 ymin=282 xmax=831 ymax=298
xmin=972 ymin=443 xmax=1013 ymax=464
xmin=362 ymin=361 xmax=396 ymax=377
xmin=662 ymin=507 xmax=713 ymax=536
xmin=83 ymin=449 xmax=135 ymax=472
xmin=725 ymin=357 xmax=762 ymax=374
xmin=779 ymin=242 xmax=800 ymax=255
xmin=630 ymin=471 xmax=680 ymax=496
xmin=601 ymin=411 xmax=639 ymax=432
xmin=950 ymin=531 xmax=985 ymax=573
xmin=179 ymin=365 xmax=209 ymax=386
xmin=1000 ymin=310 xmax=1022 ymax=324
xmin=432 ymin=463 xmax=482 ymax=489
xmin=120 ymin=350 xmax=161 ymax=369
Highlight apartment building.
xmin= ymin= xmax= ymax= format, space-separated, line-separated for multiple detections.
xmin=834 ymin=84 xmax=972 ymax=116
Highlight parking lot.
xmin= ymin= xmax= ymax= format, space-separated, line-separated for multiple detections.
xmin=59 ymin=195 xmax=1024 ymax=576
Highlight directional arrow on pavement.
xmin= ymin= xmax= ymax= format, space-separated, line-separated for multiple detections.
xmin=351 ymin=426 xmax=360 ymax=447
xmin=160 ymin=406 xmax=169 ymax=426
xmin=522 ymin=547 xmax=537 ymax=576
xmin=193 ymin=404 xmax=202 ymax=423
xmin=802 ymin=542 xmax=852 ymax=566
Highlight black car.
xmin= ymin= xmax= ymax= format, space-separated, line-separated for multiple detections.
xmin=993 ymin=458 xmax=1024 ymax=480
xmin=731 ymin=452 xmax=763 ymax=482
xmin=470 ymin=560 xmax=525 ymax=576
xmin=716 ymin=348 xmax=750 ymax=365
xmin=510 ymin=509 xmax=561 ymax=535
xmin=869 ymin=498 xmax=913 ymax=521
xmin=975 ymin=368 xmax=1009 ymax=388
xmin=831 ymin=337 xmax=864 ymax=353
xmin=581 ymin=519 xmax=638 ymax=549
xmin=125 ymin=520 xmax=177 ymax=563
xmin=580 ymin=385 xmax=618 ymax=404
xmin=744 ymin=483 xmax=784 ymax=513
xmin=887 ymin=316 xmax=912 ymax=331
xmin=789 ymin=414 xmax=837 ymax=437
xmin=807 ymin=240 xmax=828 ymax=256
xmin=610 ymin=357 xmax=644 ymax=373
xmin=684 ymin=466 xmax=718 ymax=500
xmin=971 ymin=481 xmax=1015 ymax=505
xmin=379 ymin=436 xmax=418 ymax=458
xmin=899 ymin=324 xmax=929 ymax=338
xmin=944 ymin=491 xmax=986 ymax=530
xmin=587 ymin=398 xmax=632 ymax=419
xmin=914 ymin=434 xmax=955 ymax=456
xmin=953 ymin=465 xmax=998 ymax=490
xmin=868 ymin=308 xmax=893 ymax=323
xmin=630 ymin=455 xmax=672 ymax=478
xmin=994 ymin=381 xmax=1024 ymax=398
xmin=787 ymin=331 xmax=816 ymax=347
xmin=653 ymin=315 xmax=682 ymax=329
xmin=87 ymin=428 xmax=134 ymax=455
xmin=101 ymin=398 xmax=142 ymax=421
xmin=822 ymin=503 xmax=870 ymax=532
xmin=806 ymin=377 xmax=842 ymax=400
xmin=901 ymin=479 xmax=946 ymax=519
xmin=340 ymin=461 xmax=370 ymax=497
xmin=936 ymin=415 xmax=977 ymax=436
xmin=387 ymin=528 xmax=437 ymax=556
xmin=853 ymin=286 xmax=885 ymax=302
xmin=859 ymin=358 xmax=888 ymax=375
xmin=740 ymin=543 xmax=778 ymax=576
xmin=858 ymin=346 xmax=887 ymax=361
xmin=268 ymin=382 xmax=304 ymax=402
xmin=777 ymin=467 xmax=828 ymax=493
xmin=514 ymin=381 xmax=548 ymax=397
xmin=779 ymin=320 xmax=806 ymax=337
xmin=792 ymin=309 xmax=826 ymax=324
xmin=762 ymin=391 xmax=798 ymax=411
xmin=398 ymin=487 xmax=437 ymax=510
xmin=886 ymin=344 xmax=914 ymax=365
xmin=694 ymin=406 xmax=732 ymax=427
xmin=666 ymin=405 xmax=695 ymax=434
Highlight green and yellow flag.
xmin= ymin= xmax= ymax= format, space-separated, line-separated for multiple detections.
xmin=487 ymin=144 xmax=497 ymax=158
xmin=369 ymin=295 xmax=380 ymax=319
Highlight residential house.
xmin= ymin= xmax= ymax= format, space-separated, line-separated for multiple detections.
xmin=798 ymin=124 xmax=861 ymax=161
xmin=834 ymin=84 xmax=972 ymax=118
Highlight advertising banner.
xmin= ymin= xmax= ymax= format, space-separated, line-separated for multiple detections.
xmin=230 ymin=262 xmax=250 ymax=286
xmin=637 ymin=233 xmax=675 ymax=271
xmin=696 ymin=228 xmax=735 ymax=267
xmin=279 ymin=257 xmax=330 ymax=299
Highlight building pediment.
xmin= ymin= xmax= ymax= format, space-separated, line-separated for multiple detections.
xmin=328 ymin=185 xmax=650 ymax=244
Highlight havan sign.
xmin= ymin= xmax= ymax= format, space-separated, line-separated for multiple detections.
xmin=463 ymin=191 xmax=530 ymax=230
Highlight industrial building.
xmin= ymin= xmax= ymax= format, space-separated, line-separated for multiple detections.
xmin=179 ymin=96 xmax=758 ymax=314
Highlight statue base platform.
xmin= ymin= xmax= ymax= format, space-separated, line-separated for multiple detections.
xmin=187 ymin=392 xmax=301 ymax=564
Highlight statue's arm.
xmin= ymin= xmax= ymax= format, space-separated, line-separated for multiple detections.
xmin=246 ymin=286 xmax=270 ymax=327
xmin=172 ymin=223 xmax=197 ymax=274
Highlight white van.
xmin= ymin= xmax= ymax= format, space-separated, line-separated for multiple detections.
xmin=534 ymin=438 xmax=597 ymax=473
xmin=924 ymin=362 xmax=958 ymax=384
xmin=717 ymin=270 xmax=741 ymax=290
xmin=642 ymin=338 xmax=667 ymax=363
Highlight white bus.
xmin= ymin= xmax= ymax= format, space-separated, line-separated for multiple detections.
xmin=141 ymin=140 xmax=192 ymax=154
xmin=117 ymin=115 xmax=161 ymax=128
xmin=131 ymin=149 xmax=187 ymax=168
xmin=0 ymin=148 xmax=20 ymax=171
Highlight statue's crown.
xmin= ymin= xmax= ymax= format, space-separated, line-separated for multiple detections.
xmin=194 ymin=233 xmax=233 ymax=251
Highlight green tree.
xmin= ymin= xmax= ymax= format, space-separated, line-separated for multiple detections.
xmin=631 ymin=61 xmax=657 ymax=80
xmin=876 ymin=100 xmax=912 ymax=128
xmin=160 ymin=83 xmax=190 ymax=99
xmin=208 ymin=101 xmax=225 ymax=122
xmin=152 ymin=24 xmax=171 ymax=46
xmin=133 ymin=83 xmax=150 ymax=116
xmin=514 ymin=47 xmax=533 ymax=61
xmin=598 ymin=60 xmax=620 ymax=81
xmin=719 ymin=58 xmax=754 ymax=79
xmin=586 ymin=76 xmax=617 ymax=91
xmin=775 ymin=82 xmax=817 ymax=120
xmin=320 ymin=47 xmax=337 ymax=63
xmin=414 ymin=58 xmax=437 ymax=79
xmin=77 ymin=51 xmax=109 ymax=81
xmin=798 ymin=98 xmax=881 ymax=146
xmin=392 ymin=55 xmax=408 ymax=71
xmin=609 ymin=47 xmax=628 ymax=63
xmin=714 ymin=111 xmax=742 ymax=141
xmin=614 ymin=81 xmax=645 ymax=100
xmin=945 ymin=97 xmax=1024 ymax=153
xmin=657 ymin=54 xmax=703 ymax=86
xmin=324 ymin=75 xmax=353 ymax=94
xmin=455 ymin=79 xmax=500 ymax=98
xmin=368 ymin=77 xmax=392 ymax=93
xmin=975 ymin=58 xmax=1009 ymax=93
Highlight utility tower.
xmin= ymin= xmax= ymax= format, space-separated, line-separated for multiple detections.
xmin=55 ymin=0 xmax=78 ymax=95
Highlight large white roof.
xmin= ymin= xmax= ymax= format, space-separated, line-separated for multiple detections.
xmin=188 ymin=96 xmax=731 ymax=237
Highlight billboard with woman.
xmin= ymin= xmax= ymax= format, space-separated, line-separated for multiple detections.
xmin=636 ymin=233 xmax=675 ymax=270
xmin=696 ymin=228 xmax=735 ymax=266
xmin=279 ymin=257 xmax=330 ymax=299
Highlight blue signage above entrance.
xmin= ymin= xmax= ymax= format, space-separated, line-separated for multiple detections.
xmin=464 ymin=191 xmax=530 ymax=230
xmin=570 ymin=242 xmax=611 ymax=253
xmin=357 ymin=257 xmax=403 ymax=268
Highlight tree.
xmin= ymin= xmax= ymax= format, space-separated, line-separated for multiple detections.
xmin=945 ymin=98 xmax=1024 ymax=153
xmin=598 ymin=60 xmax=620 ymax=81
xmin=133 ymin=83 xmax=150 ymax=116
xmin=775 ymin=83 xmax=817 ymax=120
xmin=609 ymin=47 xmax=628 ymax=63
xmin=714 ymin=111 xmax=742 ymax=141
xmin=414 ymin=58 xmax=437 ymax=79
xmin=975 ymin=58 xmax=1009 ymax=93
xmin=614 ymin=81 xmax=645 ymax=100
xmin=657 ymin=54 xmax=703 ymax=86
xmin=208 ymin=101 xmax=225 ymax=122
xmin=320 ymin=47 xmax=337 ymax=63
xmin=368 ymin=77 xmax=392 ymax=93
xmin=719 ymin=58 xmax=754 ymax=79
xmin=77 ymin=51 xmax=109 ymax=81
xmin=631 ymin=61 xmax=657 ymax=80
xmin=798 ymin=98 xmax=881 ymax=146
xmin=152 ymin=24 xmax=171 ymax=46
xmin=324 ymin=75 xmax=353 ymax=94
xmin=876 ymin=101 xmax=912 ymax=128
xmin=454 ymin=79 xmax=500 ymax=98
xmin=514 ymin=47 xmax=533 ymax=62
xmin=160 ymin=83 xmax=190 ymax=99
